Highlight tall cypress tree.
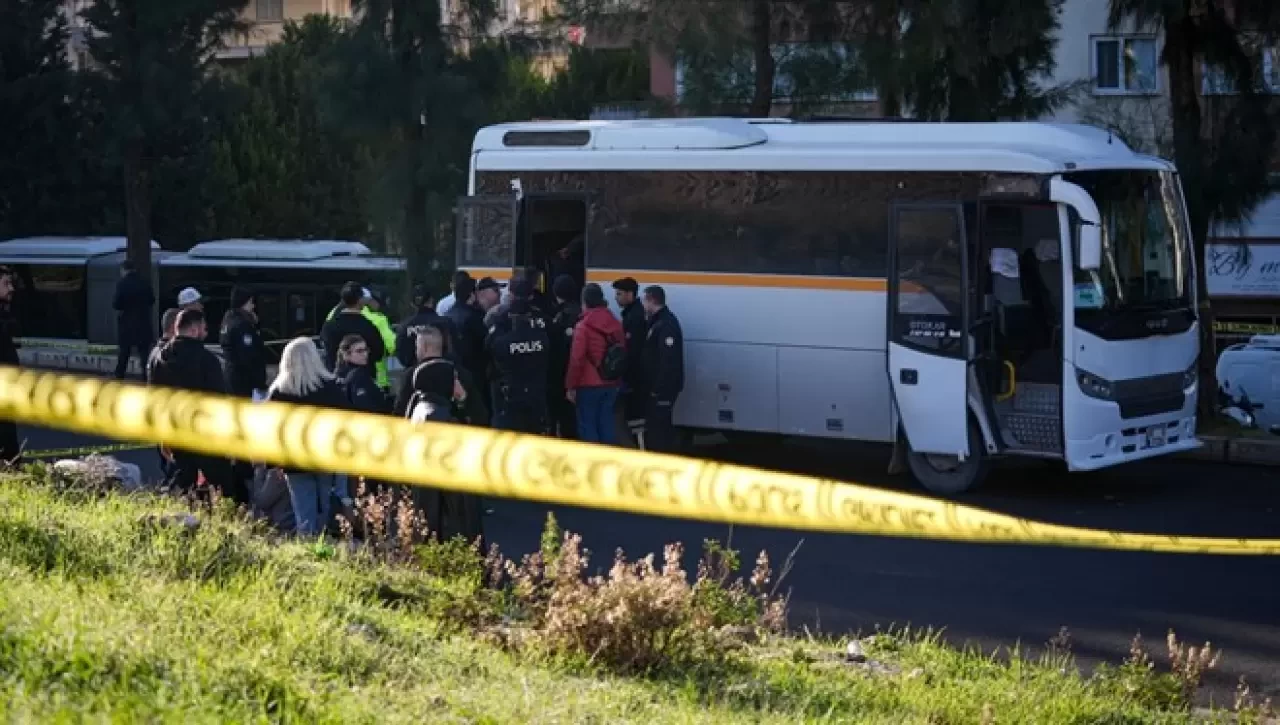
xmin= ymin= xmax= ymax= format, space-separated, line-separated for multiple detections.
xmin=79 ymin=0 xmax=249 ymax=268
xmin=891 ymin=0 xmax=1080 ymax=120
xmin=0 ymin=0 xmax=82 ymax=238
xmin=327 ymin=0 xmax=496 ymax=278
xmin=200 ymin=16 xmax=369 ymax=242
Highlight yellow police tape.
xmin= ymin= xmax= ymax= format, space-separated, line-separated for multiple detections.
xmin=0 ymin=363 xmax=1277 ymax=556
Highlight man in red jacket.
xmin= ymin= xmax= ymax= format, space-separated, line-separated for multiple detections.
xmin=565 ymin=283 xmax=624 ymax=444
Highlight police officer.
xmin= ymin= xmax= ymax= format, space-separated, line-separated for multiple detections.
xmin=641 ymin=285 xmax=685 ymax=452
xmin=219 ymin=287 xmax=267 ymax=398
xmin=486 ymin=276 xmax=550 ymax=433
xmin=396 ymin=283 xmax=455 ymax=369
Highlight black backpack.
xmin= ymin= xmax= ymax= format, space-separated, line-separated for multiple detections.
xmin=597 ymin=335 xmax=627 ymax=381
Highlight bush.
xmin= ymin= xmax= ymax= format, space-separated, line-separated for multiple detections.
xmin=491 ymin=518 xmax=788 ymax=675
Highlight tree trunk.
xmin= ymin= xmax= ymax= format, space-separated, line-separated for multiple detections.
xmin=1165 ymin=17 xmax=1216 ymax=417
xmin=748 ymin=0 xmax=774 ymax=117
xmin=873 ymin=0 xmax=902 ymax=117
xmin=122 ymin=141 xmax=153 ymax=271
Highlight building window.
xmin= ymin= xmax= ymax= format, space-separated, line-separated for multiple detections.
xmin=256 ymin=0 xmax=283 ymax=21
xmin=1092 ymin=35 xmax=1159 ymax=95
xmin=1203 ymin=44 xmax=1280 ymax=95
xmin=675 ymin=42 xmax=879 ymax=106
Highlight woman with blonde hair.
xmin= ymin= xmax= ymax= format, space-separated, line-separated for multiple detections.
xmin=265 ymin=337 xmax=348 ymax=535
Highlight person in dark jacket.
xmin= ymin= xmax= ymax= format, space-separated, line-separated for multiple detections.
xmin=147 ymin=310 xmax=240 ymax=502
xmin=394 ymin=325 xmax=447 ymax=417
xmin=641 ymin=285 xmax=685 ymax=453
xmin=321 ymin=282 xmax=385 ymax=373
xmin=220 ymin=287 xmax=267 ymax=398
xmin=337 ymin=334 xmax=387 ymax=414
xmin=396 ymin=283 xmax=455 ymax=369
xmin=113 ymin=260 xmax=156 ymax=380
xmin=435 ymin=322 xmax=488 ymax=426
xmin=149 ymin=307 xmax=182 ymax=478
xmin=445 ymin=277 xmax=491 ymax=414
xmin=149 ymin=308 xmax=181 ymax=373
xmin=0 ymin=268 xmax=21 ymax=464
xmin=566 ymin=283 xmax=624 ymax=444
xmin=547 ymin=275 xmax=580 ymax=438
xmin=265 ymin=337 xmax=349 ymax=536
xmin=401 ymin=354 xmax=483 ymax=546
xmin=612 ymin=277 xmax=649 ymax=444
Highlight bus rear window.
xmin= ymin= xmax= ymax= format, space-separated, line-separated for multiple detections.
xmin=11 ymin=264 xmax=88 ymax=339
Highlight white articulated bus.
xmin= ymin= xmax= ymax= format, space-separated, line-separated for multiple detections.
xmin=455 ymin=118 xmax=1201 ymax=493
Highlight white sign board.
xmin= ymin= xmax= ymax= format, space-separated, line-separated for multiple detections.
xmin=1205 ymin=243 xmax=1280 ymax=297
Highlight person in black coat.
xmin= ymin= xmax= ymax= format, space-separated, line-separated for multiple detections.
xmin=0 ymin=268 xmax=21 ymax=464
xmin=547 ymin=274 xmax=581 ymax=438
xmin=444 ymin=277 xmax=491 ymax=414
xmin=148 ymin=310 xmax=241 ymax=502
xmin=113 ymin=260 xmax=156 ymax=380
xmin=641 ymin=285 xmax=685 ymax=453
xmin=612 ymin=276 xmax=649 ymax=444
xmin=396 ymin=283 xmax=456 ymax=369
xmin=321 ymin=282 xmax=385 ymax=373
xmin=149 ymin=307 xmax=182 ymax=478
xmin=336 ymin=334 xmax=388 ymax=413
xmin=401 ymin=354 xmax=483 ymax=546
xmin=219 ymin=287 xmax=268 ymax=398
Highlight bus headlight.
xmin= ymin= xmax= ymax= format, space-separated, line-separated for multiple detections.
xmin=1076 ymin=369 xmax=1115 ymax=400
xmin=1182 ymin=364 xmax=1198 ymax=391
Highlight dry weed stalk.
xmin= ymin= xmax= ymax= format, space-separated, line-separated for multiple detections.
xmin=1166 ymin=631 xmax=1220 ymax=703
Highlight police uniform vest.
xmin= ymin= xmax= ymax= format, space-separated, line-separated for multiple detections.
xmin=488 ymin=310 xmax=550 ymax=405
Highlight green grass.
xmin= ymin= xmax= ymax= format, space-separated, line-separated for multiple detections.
xmin=0 ymin=467 xmax=1256 ymax=723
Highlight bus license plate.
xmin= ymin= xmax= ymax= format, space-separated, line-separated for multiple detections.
xmin=1145 ymin=426 xmax=1166 ymax=449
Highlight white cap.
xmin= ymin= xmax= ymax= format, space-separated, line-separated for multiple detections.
xmin=361 ymin=287 xmax=373 ymax=300
xmin=176 ymin=287 xmax=202 ymax=306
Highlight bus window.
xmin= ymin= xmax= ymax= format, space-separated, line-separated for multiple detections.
xmin=253 ymin=290 xmax=284 ymax=343
xmin=286 ymin=292 xmax=318 ymax=338
xmin=12 ymin=264 xmax=88 ymax=339
xmin=893 ymin=205 xmax=966 ymax=355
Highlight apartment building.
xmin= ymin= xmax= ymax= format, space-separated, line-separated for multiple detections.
xmin=60 ymin=0 xmax=354 ymax=66
xmin=220 ymin=0 xmax=354 ymax=61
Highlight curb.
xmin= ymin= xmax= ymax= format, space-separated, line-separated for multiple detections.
xmin=1179 ymin=434 xmax=1280 ymax=467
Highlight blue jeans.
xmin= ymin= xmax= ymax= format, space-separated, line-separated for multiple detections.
xmin=286 ymin=472 xmax=335 ymax=536
xmin=576 ymin=387 xmax=619 ymax=444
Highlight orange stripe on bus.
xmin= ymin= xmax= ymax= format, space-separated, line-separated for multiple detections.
xmin=461 ymin=267 xmax=895 ymax=292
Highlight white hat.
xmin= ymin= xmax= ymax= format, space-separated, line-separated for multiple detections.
xmin=176 ymin=287 xmax=202 ymax=306
xmin=361 ymin=287 xmax=373 ymax=300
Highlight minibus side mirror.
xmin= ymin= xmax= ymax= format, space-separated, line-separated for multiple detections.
xmin=1049 ymin=176 xmax=1102 ymax=272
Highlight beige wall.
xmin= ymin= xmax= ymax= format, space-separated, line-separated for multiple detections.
xmin=220 ymin=0 xmax=352 ymax=58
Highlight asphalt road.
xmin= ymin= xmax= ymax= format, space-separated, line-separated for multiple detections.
xmin=14 ymin=423 xmax=1280 ymax=703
